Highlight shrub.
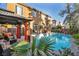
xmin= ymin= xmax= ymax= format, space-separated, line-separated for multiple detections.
xmin=72 ymin=34 xmax=79 ymax=39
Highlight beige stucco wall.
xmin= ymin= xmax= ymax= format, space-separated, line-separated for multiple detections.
xmin=41 ymin=13 xmax=46 ymax=26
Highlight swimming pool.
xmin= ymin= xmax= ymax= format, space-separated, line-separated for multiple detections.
xmin=35 ymin=33 xmax=71 ymax=51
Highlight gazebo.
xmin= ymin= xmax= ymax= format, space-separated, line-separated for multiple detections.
xmin=0 ymin=8 xmax=30 ymax=41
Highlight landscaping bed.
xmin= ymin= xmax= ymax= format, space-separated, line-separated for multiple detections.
xmin=73 ymin=34 xmax=79 ymax=40
xmin=72 ymin=34 xmax=79 ymax=45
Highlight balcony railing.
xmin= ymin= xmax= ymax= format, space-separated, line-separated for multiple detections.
xmin=0 ymin=8 xmax=26 ymax=19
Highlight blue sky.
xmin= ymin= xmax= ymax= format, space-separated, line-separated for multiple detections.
xmin=27 ymin=3 xmax=66 ymax=23
xmin=0 ymin=3 xmax=7 ymax=9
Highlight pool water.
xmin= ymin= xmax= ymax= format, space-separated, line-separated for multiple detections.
xmin=35 ymin=33 xmax=71 ymax=51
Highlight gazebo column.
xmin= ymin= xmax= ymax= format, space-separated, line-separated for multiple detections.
xmin=16 ymin=24 xmax=21 ymax=39
xmin=24 ymin=22 xmax=28 ymax=41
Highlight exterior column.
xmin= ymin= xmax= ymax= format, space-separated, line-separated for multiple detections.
xmin=24 ymin=22 xmax=28 ymax=41
xmin=16 ymin=24 xmax=21 ymax=39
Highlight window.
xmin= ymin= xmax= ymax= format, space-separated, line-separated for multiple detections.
xmin=31 ymin=10 xmax=36 ymax=17
xmin=16 ymin=6 xmax=23 ymax=15
xmin=33 ymin=24 xmax=38 ymax=30
xmin=33 ymin=24 xmax=39 ymax=33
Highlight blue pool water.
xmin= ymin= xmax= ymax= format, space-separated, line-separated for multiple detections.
xmin=35 ymin=33 xmax=72 ymax=51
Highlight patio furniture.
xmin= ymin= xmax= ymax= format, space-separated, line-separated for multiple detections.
xmin=0 ymin=45 xmax=3 ymax=56
xmin=10 ymin=39 xmax=17 ymax=45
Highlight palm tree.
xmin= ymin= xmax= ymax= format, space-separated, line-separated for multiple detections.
xmin=72 ymin=4 xmax=79 ymax=33
xmin=65 ymin=3 xmax=79 ymax=33
xmin=59 ymin=3 xmax=74 ymax=30
xmin=11 ymin=35 xmax=56 ymax=56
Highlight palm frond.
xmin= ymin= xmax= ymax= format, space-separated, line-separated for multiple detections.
xmin=59 ymin=10 xmax=67 ymax=17
xmin=38 ymin=50 xmax=47 ymax=56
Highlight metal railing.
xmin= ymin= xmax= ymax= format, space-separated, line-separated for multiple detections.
xmin=0 ymin=8 xmax=26 ymax=19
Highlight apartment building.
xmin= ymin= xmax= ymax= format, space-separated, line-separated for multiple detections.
xmin=0 ymin=3 xmax=27 ymax=40
xmin=0 ymin=3 xmax=32 ymax=41
xmin=0 ymin=3 xmax=53 ymax=41
xmin=52 ymin=20 xmax=56 ymax=28
xmin=31 ymin=9 xmax=53 ymax=34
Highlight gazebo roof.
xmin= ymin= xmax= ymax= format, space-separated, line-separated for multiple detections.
xmin=0 ymin=8 xmax=26 ymax=24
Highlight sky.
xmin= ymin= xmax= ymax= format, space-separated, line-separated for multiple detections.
xmin=27 ymin=3 xmax=66 ymax=24
xmin=0 ymin=3 xmax=7 ymax=9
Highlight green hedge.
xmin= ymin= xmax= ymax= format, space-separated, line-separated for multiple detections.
xmin=72 ymin=34 xmax=79 ymax=39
